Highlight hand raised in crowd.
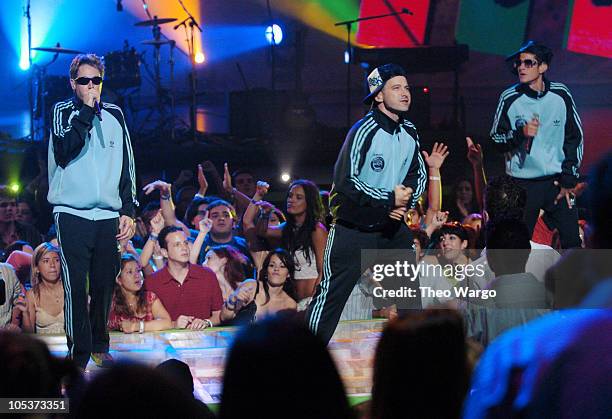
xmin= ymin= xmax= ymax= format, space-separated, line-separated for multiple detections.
xmin=120 ymin=239 xmax=137 ymax=256
xmin=142 ymin=180 xmax=172 ymax=197
xmin=254 ymin=181 xmax=270 ymax=199
xmin=422 ymin=142 xmax=449 ymax=170
xmin=150 ymin=211 xmax=165 ymax=234
xmin=393 ymin=185 xmax=413 ymax=208
xmin=223 ymin=162 xmax=233 ymax=194
xmin=430 ymin=211 xmax=449 ymax=229
xmin=176 ymin=315 xmax=194 ymax=329
xmin=116 ymin=215 xmax=136 ymax=241
xmin=522 ymin=116 xmax=539 ymax=138
xmin=466 ymin=137 xmax=483 ymax=167
xmin=229 ymin=280 xmax=256 ymax=310
xmin=256 ymin=200 xmax=275 ymax=215
xmin=197 ymin=164 xmax=208 ymax=195
xmin=198 ymin=211 xmax=213 ymax=234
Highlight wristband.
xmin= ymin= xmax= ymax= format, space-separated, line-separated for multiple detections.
xmin=204 ymin=319 xmax=213 ymax=328
xmin=429 ymin=176 xmax=441 ymax=181
xmin=160 ymin=193 xmax=171 ymax=201
xmin=139 ymin=320 xmax=145 ymax=334
xmin=149 ymin=233 xmax=159 ymax=241
xmin=225 ymin=300 xmax=237 ymax=311
xmin=194 ymin=193 xmax=205 ymax=199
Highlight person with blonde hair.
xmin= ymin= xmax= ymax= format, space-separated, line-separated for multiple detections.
xmin=23 ymin=243 xmax=64 ymax=334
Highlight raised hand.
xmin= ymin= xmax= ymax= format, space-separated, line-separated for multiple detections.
xmin=197 ymin=164 xmax=208 ymax=195
xmin=254 ymin=181 xmax=270 ymax=199
xmin=466 ymin=137 xmax=483 ymax=167
xmin=422 ymin=142 xmax=449 ymax=170
xmin=142 ymin=180 xmax=171 ymax=197
xmin=430 ymin=211 xmax=449 ymax=229
xmin=223 ymin=162 xmax=233 ymax=194
xmin=198 ymin=211 xmax=213 ymax=234
xmin=150 ymin=211 xmax=165 ymax=234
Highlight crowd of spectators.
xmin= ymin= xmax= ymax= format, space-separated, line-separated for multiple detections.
xmin=0 ymin=138 xmax=609 ymax=417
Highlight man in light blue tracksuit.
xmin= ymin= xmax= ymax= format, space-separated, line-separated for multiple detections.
xmin=490 ymin=41 xmax=583 ymax=249
xmin=48 ymin=54 xmax=137 ymax=369
xmin=306 ymin=64 xmax=427 ymax=344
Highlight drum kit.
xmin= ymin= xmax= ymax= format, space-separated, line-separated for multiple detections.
xmin=29 ymin=14 xmax=198 ymax=141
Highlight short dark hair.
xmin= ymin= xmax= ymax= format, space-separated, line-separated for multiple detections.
xmin=231 ymin=168 xmax=254 ymax=181
xmin=158 ymin=226 xmax=184 ymax=250
xmin=206 ymin=199 xmax=236 ymax=219
xmin=184 ymin=196 xmax=218 ymax=227
xmin=486 ymin=217 xmax=531 ymax=275
xmin=484 ymin=175 xmax=526 ymax=221
xmin=69 ymin=53 xmax=105 ymax=80
xmin=410 ymin=226 xmax=429 ymax=250
xmin=439 ymin=222 xmax=468 ymax=242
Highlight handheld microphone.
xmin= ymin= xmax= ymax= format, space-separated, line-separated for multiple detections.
xmin=94 ymin=101 xmax=102 ymax=121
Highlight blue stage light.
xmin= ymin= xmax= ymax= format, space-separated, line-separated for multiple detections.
xmin=265 ymin=24 xmax=283 ymax=45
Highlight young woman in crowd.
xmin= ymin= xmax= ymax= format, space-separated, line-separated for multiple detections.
xmin=243 ymin=179 xmax=327 ymax=305
xmin=23 ymin=242 xmax=64 ymax=334
xmin=108 ymin=254 xmax=172 ymax=333
xmin=221 ymin=248 xmax=298 ymax=322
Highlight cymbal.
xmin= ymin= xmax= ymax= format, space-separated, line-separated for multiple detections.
xmin=32 ymin=46 xmax=82 ymax=54
xmin=141 ymin=39 xmax=173 ymax=46
xmin=134 ymin=17 xmax=177 ymax=27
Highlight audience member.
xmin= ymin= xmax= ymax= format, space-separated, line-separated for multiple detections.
xmin=246 ymin=179 xmax=327 ymax=305
xmin=23 ymin=243 xmax=65 ymax=334
xmin=145 ymin=226 xmax=223 ymax=329
xmin=0 ymin=330 xmax=80 ymax=399
xmin=370 ymin=310 xmax=469 ymax=419
xmin=0 ymin=188 xmax=42 ymax=254
xmin=108 ymin=254 xmax=172 ymax=333
xmin=0 ymin=261 xmax=23 ymax=330
xmin=465 ymin=217 xmax=549 ymax=346
xmin=156 ymin=359 xmax=216 ymax=418
xmin=73 ymin=362 xmax=207 ymax=419
xmin=219 ymin=315 xmax=353 ymax=419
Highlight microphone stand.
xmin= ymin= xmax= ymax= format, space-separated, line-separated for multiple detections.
xmin=334 ymin=8 xmax=413 ymax=128
xmin=176 ymin=0 xmax=202 ymax=142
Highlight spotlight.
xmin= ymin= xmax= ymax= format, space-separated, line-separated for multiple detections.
xmin=265 ymin=24 xmax=283 ymax=46
xmin=344 ymin=50 xmax=350 ymax=64
xmin=280 ymin=173 xmax=291 ymax=183
xmin=194 ymin=52 xmax=206 ymax=64
xmin=423 ymin=87 xmax=429 ymax=94
xmin=9 ymin=183 xmax=20 ymax=193
xmin=19 ymin=58 xmax=30 ymax=71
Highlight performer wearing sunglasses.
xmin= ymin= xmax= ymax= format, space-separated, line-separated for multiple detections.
xmin=48 ymin=54 xmax=137 ymax=369
xmin=490 ymin=41 xmax=583 ymax=249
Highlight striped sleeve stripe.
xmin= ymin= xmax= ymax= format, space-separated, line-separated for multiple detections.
xmin=412 ymin=141 xmax=427 ymax=204
xmin=53 ymin=101 xmax=73 ymax=138
xmin=490 ymin=86 xmax=518 ymax=139
xmin=308 ymin=224 xmax=336 ymax=334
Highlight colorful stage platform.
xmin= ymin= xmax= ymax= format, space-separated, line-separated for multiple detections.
xmin=38 ymin=319 xmax=385 ymax=403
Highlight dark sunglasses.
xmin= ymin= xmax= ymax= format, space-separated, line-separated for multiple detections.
xmin=74 ymin=76 xmax=103 ymax=85
xmin=513 ymin=59 xmax=539 ymax=69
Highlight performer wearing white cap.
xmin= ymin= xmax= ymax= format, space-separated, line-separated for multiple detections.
xmin=306 ymin=63 xmax=427 ymax=343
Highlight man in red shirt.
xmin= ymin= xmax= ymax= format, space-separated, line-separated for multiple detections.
xmin=145 ymin=226 xmax=222 ymax=329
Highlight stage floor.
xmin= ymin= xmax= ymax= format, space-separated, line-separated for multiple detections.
xmin=38 ymin=319 xmax=385 ymax=403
